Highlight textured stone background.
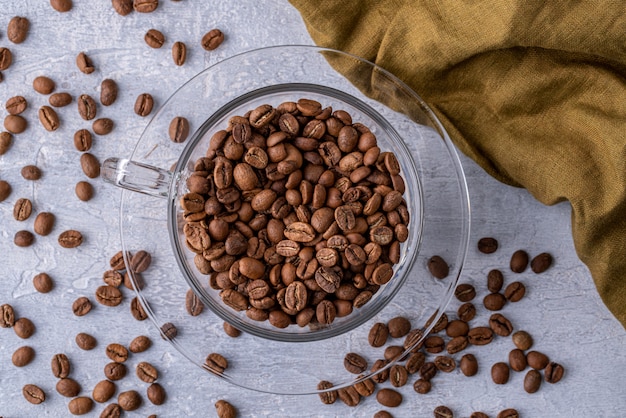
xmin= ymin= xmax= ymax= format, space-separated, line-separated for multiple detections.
xmin=0 ymin=1 xmax=625 ymax=417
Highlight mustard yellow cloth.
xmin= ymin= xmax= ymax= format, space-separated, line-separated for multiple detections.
xmin=289 ymin=1 xmax=626 ymax=328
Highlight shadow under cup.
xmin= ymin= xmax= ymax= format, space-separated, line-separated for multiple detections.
xmin=169 ymin=83 xmax=424 ymax=343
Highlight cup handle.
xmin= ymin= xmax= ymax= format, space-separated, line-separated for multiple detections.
xmin=101 ymin=158 xmax=173 ymax=199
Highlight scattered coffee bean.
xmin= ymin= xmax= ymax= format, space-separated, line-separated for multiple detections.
xmin=0 ymin=47 xmax=12 ymax=71
xmin=129 ymin=335 xmax=151 ymax=353
xmin=483 ymin=292 xmax=506 ymax=311
xmin=223 ymin=321 xmax=241 ymax=338
xmin=344 ymin=352 xmax=368 ymax=374
xmin=14 ymin=230 xmax=34 ymax=247
xmin=4 ymin=114 xmax=27 ymax=133
xmin=215 ymin=399 xmax=238 ymax=418
xmin=134 ymin=0 xmax=158 ymax=13
xmin=76 ymin=51 xmax=95 ymax=74
xmin=100 ymin=403 xmax=122 ymax=417
xmin=77 ymin=94 xmax=97 ymax=120
xmin=112 ymin=0 xmax=133 ymax=15
xmin=434 ymin=355 xmax=456 ymax=373
xmin=75 ymin=332 xmax=97 ymax=350
xmin=512 ymin=330 xmax=533 ymax=350
xmin=50 ymin=0 xmax=73 ymax=12
xmin=524 ymin=369 xmax=542 ymax=393
xmin=427 ymin=255 xmax=449 ymax=279
xmin=93 ymin=379 xmax=116 ymax=403
xmin=470 ymin=412 xmax=489 ymax=418
xmin=104 ymin=361 xmax=127 ymax=381
xmin=147 ymin=382 xmax=166 ymax=405
xmin=384 ymin=345 xmax=405 ymax=361
xmin=75 ymin=181 xmax=94 ymax=201
xmin=434 ymin=405 xmax=454 ymax=418
xmin=489 ymin=313 xmax=513 ymax=336
xmin=457 ymin=302 xmax=476 ymax=322
xmin=491 ymin=362 xmax=510 ymax=384
xmin=376 ymin=388 xmax=402 ymax=408
xmin=13 ymin=198 xmax=33 ymax=221
xmin=497 ymin=409 xmax=520 ymax=418
xmin=93 ymin=117 xmax=114 ymax=135
xmin=68 ymin=396 xmax=93 ymax=415
xmin=33 ymin=272 xmax=54 ymax=293
xmin=487 ymin=269 xmax=504 ymax=293
xmin=21 ymin=164 xmax=42 ymax=180
xmin=460 ymin=353 xmax=478 ymax=376
xmin=509 ymin=348 xmax=527 ymax=372
xmin=13 ymin=317 xmax=35 ymax=339
xmin=169 ymin=115 xmax=190 ymax=143
xmin=455 ymin=283 xmax=476 ymax=302
xmin=446 ymin=335 xmax=468 ymax=354
xmin=134 ymin=92 xmax=154 ymax=116
xmin=368 ymin=322 xmax=390 ymax=347
xmin=8 ymin=16 xmax=30 ymax=44
xmin=34 ymin=212 xmax=55 ymax=236
xmin=130 ymin=296 xmax=148 ymax=321
xmin=106 ymin=343 xmax=129 ymax=363
xmin=1 ymin=303 xmax=16 ymax=327
xmin=172 ymin=41 xmax=186 ymax=66
xmin=100 ymin=78 xmax=118 ymax=106
xmin=544 ymin=362 xmax=564 ymax=383
xmin=59 ymin=230 xmax=83 ymax=248
xmin=446 ymin=319 xmax=469 ymax=338
xmin=185 ymin=289 xmax=204 ymax=316
xmin=0 ymin=179 xmax=12 ymax=201
xmin=201 ymin=28 xmax=224 ymax=50
xmin=419 ymin=362 xmax=437 ymax=381
xmin=39 ymin=105 xmax=60 ymax=131
xmin=49 ymin=92 xmax=72 ymax=107
xmin=526 ymin=350 xmax=549 ymax=370
xmin=80 ymin=152 xmax=100 ymax=178
xmin=72 ymin=296 xmax=92 ymax=316
xmin=130 ymin=250 xmax=151 ymax=273
xmin=56 ymin=377 xmax=81 ymax=398
xmin=33 ymin=75 xmax=55 ymax=94
xmin=160 ymin=322 xmax=177 ymax=339
xmin=51 ymin=353 xmax=71 ymax=378
xmin=413 ymin=378 xmax=431 ymax=394
xmin=74 ymin=129 xmax=93 ymax=151
xmin=6 ymin=95 xmax=27 ymax=114
xmin=477 ymin=237 xmax=498 ymax=254
xmin=504 ymin=281 xmax=526 ymax=302
xmin=317 ymin=380 xmax=337 ymax=404
xmin=136 ymin=361 xmax=158 ymax=383
xmin=510 ymin=249 xmax=529 ymax=273
xmin=389 ymin=364 xmax=409 ymax=387
xmin=12 ymin=345 xmax=35 ymax=367
xmin=0 ymin=131 xmax=13 ymax=155
xmin=144 ymin=29 xmax=165 ymax=48
xmin=531 ymin=252 xmax=553 ymax=273
xmin=374 ymin=411 xmax=393 ymax=418
xmin=95 ymin=285 xmax=123 ymax=306
xmin=468 ymin=327 xmax=494 ymax=345
xmin=23 ymin=384 xmax=45 ymax=404
xmin=387 ymin=316 xmax=411 ymax=338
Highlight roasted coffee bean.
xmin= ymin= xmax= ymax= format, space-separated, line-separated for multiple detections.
xmin=33 ymin=75 xmax=55 ymax=94
xmin=337 ymin=385 xmax=361 ymax=407
xmin=50 ymin=0 xmax=73 ymax=12
xmin=34 ymin=212 xmax=55 ymax=236
xmin=489 ymin=313 xmax=513 ymax=336
xmin=75 ymin=332 xmax=97 ymax=350
xmin=371 ymin=359 xmax=390 ymax=383
xmin=367 ymin=322 xmax=389 ymax=347
xmin=376 ymin=388 xmax=402 ymax=408
xmin=455 ymin=283 xmax=476 ymax=302
xmin=21 ymin=164 xmax=41 ymax=180
xmin=13 ymin=317 xmax=35 ymax=339
xmin=104 ymin=361 xmax=127 ymax=381
xmin=470 ymin=413 xmax=489 ymax=418
xmin=387 ymin=316 xmax=411 ymax=338
xmin=106 ymin=343 xmax=128 ymax=363
xmin=468 ymin=327 xmax=494 ymax=345
xmin=460 ymin=353 xmax=478 ymax=376
xmin=130 ymin=250 xmax=151 ymax=273
xmin=112 ymin=0 xmax=133 ymax=15
xmin=491 ymin=362 xmax=510 ymax=384
xmin=93 ymin=118 xmax=114 ymax=135
xmin=81 ymin=152 xmax=100 ymax=178
xmin=457 ymin=302 xmax=476 ymax=322
xmin=100 ymin=79 xmax=118 ymax=106
xmin=185 ymin=289 xmax=204 ymax=316
xmin=72 ymin=296 xmax=92 ymax=316
xmin=512 ymin=330 xmax=533 ymax=350
xmin=136 ymin=361 xmax=158 ymax=383
xmin=23 ymin=384 xmax=45 ymax=404
xmin=527 ymin=350 xmax=549 ymax=370
xmin=389 ymin=364 xmax=409 ymax=387
xmin=497 ymin=409 xmax=520 ymax=418
xmin=49 ymin=92 xmax=72 ymax=107
xmin=12 ymin=345 xmax=35 ymax=367
xmin=74 ymin=129 xmax=92 ymax=151
xmin=434 ymin=355 xmax=456 ymax=373
xmin=223 ymin=321 xmax=241 ymax=338
xmin=384 ymin=345 xmax=404 ymax=361
xmin=344 ymin=352 xmax=367 ymax=374
xmin=531 ymin=252 xmax=553 ymax=273
xmin=504 ymin=281 xmax=526 ymax=302
xmin=0 ymin=132 xmax=12 ymax=155
xmin=56 ymin=377 xmax=81 ymax=398
xmin=353 ymin=375 xmax=376 ymax=397
xmin=134 ymin=92 xmax=154 ymax=116
xmin=51 ymin=353 xmax=71 ymax=378
xmin=524 ymin=369 xmax=542 ymax=393
xmin=129 ymin=335 xmax=152 ymax=353
xmin=424 ymin=335 xmax=445 ymax=353
xmin=172 ymin=41 xmax=186 ymax=66
xmin=8 ymin=16 xmax=30 ymax=44
xmin=403 ymin=328 xmax=425 ymax=351
xmin=13 ymin=198 xmax=32 ymax=221
xmin=169 ymin=116 xmax=189 ymax=142
xmin=483 ymin=292 xmax=506 ymax=311
xmin=427 ymin=255 xmax=449 ymax=279
xmin=419 ymin=362 xmax=437 ymax=381
xmin=33 ymin=272 xmax=54 ymax=293
xmin=118 ymin=390 xmax=142 ymax=411
xmin=93 ymin=379 xmax=116 ymax=403
xmin=317 ymin=380 xmax=337 ymax=404
xmin=160 ymin=322 xmax=178 ymax=339
xmin=78 ymin=94 xmax=97 ymax=120
xmin=6 ymin=95 xmax=27 ymax=115
xmin=509 ymin=349 xmax=527 ymax=372
xmin=316 ymin=299 xmax=336 ymax=324
xmin=374 ymin=411 xmax=393 ymax=418
xmin=434 ymin=405 xmax=454 ymax=418
xmin=96 ymin=285 xmax=123 ymax=306
xmin=510 ymin=249 xmax=529 ymax=273
xmin=134 ymin=0 xmax=158 ymax=12
xmin=201 ymin=28 xmax=225 ymax=50
xmin=486 ymin=269 xmax=504 ymax=293
xmin=147 ymin=382 xmax=166 ymax=405
xmin=0 ymin=47 xmax=13 ymax=70
xmin=406 ymin=352 xmax=426 ymax=374
xmin=76 ymin=52 xmax=95 ymax=74
xmin=0 ymin=303 xmax=16 ymax=327
xmin=4 ymin=114 xmax=27 ymax=133
xmin=544 ymin=362 xmax=564 ymax=383
xmin=110 ymin=251 xmax=126 ymax=270
xmin=215 ymin=399 xmax=238 ymax=418
xmin=130 ymin=297 xmax=148 ymax=321
xmin=446 ymin=319 xmax=469 ymax=338
xmin=14 ymin=230 xmax=34 ymax=247
xmin=477 ymin=237 xmax=498 ymax=254
xmin=413 ymin=378 xmax=431 ymax=394
xmin=100 ymin=403 xmax=123 ymax=418
xmin=103 ymin=270 xmax=123 ymax=287
xmin=75 ymin=181 xmax=94 ymax=201
xmin=145 ymin=29 xmax=164 ymax=48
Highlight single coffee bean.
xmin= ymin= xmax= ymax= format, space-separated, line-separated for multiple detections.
xmin=118 ymin=390 xmax=142 ymax=411
xmin=33 ymin=75 xmax=55 ymax=94
xmin=39 ymin=105 xmax=60 ymax=131
xmin=510 ymin=249 xmax=529 ymax=273
xmin=368 ymin=322 xmax=389 ymax=347
xmin=405 ymin=352 xmax=425 ymax=374
xmin=446 ymin=335 xmax=468 ymax=355
xmin=4 ymin=114 xmax=27 ymax=133
xmin=106 ymin=343 xmax=128 ymax=363
xmin=371 ymin=359 xmax=390 ymax=383
xmin=160 ymin=322 xmax=178 ymax=339
xmin=104 ymin=361 xmax=127 ymax=381
xmin=23 ymin=384 xmax=45 ymax=404
xmin=110 ymin=250 xmax=126 ymax=270
xmin=95 ymin=285 xmax=123 ymax=306
xmin=413 ymin=378 xmax=431 ymax=394
xmin=387 ymin=316 xmax=411 ymax=338
xmin=75 ymin=332 xmax=97 ymax=350
xmin=215 ymin=399 xmax=238 ymax=418
xmin=76 ymin=51 xmax=95 ymax=74
xmin=223 ymin=322 xmax=241 ymax=338
xmin=384 ymin=345 xmax=404 ymax=361
xmin=49 ymin=92 xmax=72 ymax=107
xmin=80 ymin=152 xmax=100 ymax=178
xmin=338 ymin=386 xmax=361 ymax=407
xmin=73 ymin=129 xmax=92 ymax=151
xmin=434 ymin=405 xmax=454 ymax=418
xmin=93 ymin=117 xmax=114 ymax=135
xmin=0 ymin=47 xmax=12 ymax=70
xmin=92 ymin=379 xmax=116 ymax=403
xmin=145 ymin=29 xmax=164 ymax=48
xmin=344 ymin=352 xmax=368 ymax=374
xmin=56 ymin=378 xmax=81 ymax=398
xmin=526 ymin=350 xmax=550 ymax=370
xmin=434 ymin=355 xmax=456 ymax=373
xmin=471 ymin=413 xmax=489 ymax=418
xmin=419 ymin=362 xmax=437 ymax=381
xmin=491 ymin=362 xmax=510 ymax=384
xmin=389 ymin=364 xmax=409 ymax=387
xmin=403 ymin=328 xmax=425 ymax=351
xmin=455 ymin=283 xmax=476 ymax=302
xmin=504 ymin=281 xmax=526 ymax=302
xmin=77 ymin=94 xmax=97 ymax=120
xmin=446 ymin=319 xmax=469 ymax=338
xmin=487 ymin=269 xmax=504 ymax=293
xmin=457 ymin=302 xmax=476 ymax=322
xmin=0 ymin=179 xmax=12 ymax=201
xmin=100 ymin=79 xmax=118 ymax=106
xmin=169 ymin=116 xmax=189 ymax=142
xmin=72 ymin=296 xmax=92 ymax=316
xmin=147 ymin=382 xmax=166 ymax=405
xmin=100 ymin=403 xmax=122 ymax=418
xmin=129 ymin=335 xmax=152 ymax=353
xmin=50 ymin=0 xmax=73 ymax=12
xmin=51 ymin=353 xmax=71 ymax=378
xmin=376 ymin=388 xmax=402 ymax=408
xmin=201 ymin=28 xmax=225 ymax=50
xmin=489 ymin=313 xmax=514 ymax=336
xmin=172 ymin=41 xmax=186 ymax=66
xmin=129 ymin=250 xmax=151 ymax=273
xmin=353 ymin=375 xmax=376 ymax=397
xmin=185 ymin=289 xmax=204 ymax=316
xmin=13 ymin=317 xmax=35 ymax=339
xmin=75 ymin=181 xmax=94 ymax=201
xmin=0 ymin=132 xmax=12 ymax=155
xmin=427 ymin=255 xmax=449 ymax=279
xmin=131 ymin=297 xmax=148 ymax=321
xmin=34 ymin=212 xmax=55 ymax=236
xmin=512 ymin=330 xmax=533 ymax=350
xmin=483 ymin=292 xmax=507 ymax=311
xmin=6 ymin=95 xmax=27 ymax=114
xmin=8 ymin=16 xmax=30 ymax=44
xmin=112 ymin=0 xmax=133 ymax=15
xmin=134 ymin=0 xmax=158 ymax=12
xmin=497 ymin=409 xmax=520 ymax=418
xmin=0 ymin=303 xmax=16 ymax=327
xmin=136 ymin=361 xmax=158 ymax=383
xmin=12 ymin=345 xmax=35 ymax=367
xmin=13 ymin=198 xmax=33 ymax=221
xmin=544 ymin=362 xmax=564 ymax=383
xmin=524 ymin=369 xmax=542 ymax=393
xmin=374 ymin=412 xmax=394 ymax=418
xmin=468 ymin=327 xmax=494 ymax=345
xmin=14 ymin=230 xmax=34 ymax=247
xmin=460 ymin=353 xmax=478 ymax=376
xmin=59 ymin=230 xmax=83 ymax=248
xmin=424 ymin=335 xmax=445 ymax=353
xmin=531 ymin=252 xmax=553 ymax=273
xmin=33 ymin=272 xmax=54 ymax=293
xmin=21 ymin=164 xmax=41 ymax=180
xmin=509 ymin=349 xmax=527 ymax=372
xmin=477 ymin=237 xmax=498 ymax=254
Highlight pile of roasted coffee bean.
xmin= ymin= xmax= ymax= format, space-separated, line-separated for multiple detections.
xmin=179 ymin=98 xmax=410 ymax=330
xmin=314 ymin=237 xmax=564 ymax=417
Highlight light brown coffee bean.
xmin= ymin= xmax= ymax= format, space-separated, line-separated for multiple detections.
xmin=457 ymin=302 xmax=476 ymax=322
xmin=93 ymin=118 xmax=114 ymax=135
xmin=512 ymin=330 xmax=533 ymax=350
xmin=544 ymin=362 xmax=564 ymax=383
xmin=13 ymin=317 xmax=35 ymax=339
xmin=491 ymin=362 xmax=510 ymax=384
xmin=344 ymin=352 xmax=367 ymax=374
xmin=134 ymin=0 xmax=158 ymax=12
xmin=129 ymin=250 xmax=151 ymax=273
xmin=223 ymin=321 xmax=241 ymax=338
xmin=33 ymin=272 xmax=54 ymax=293
xmin=483 ymin=292 xmax=506 ymax=311
xmin=169 ymin=116 xmax=189 ymax=142
xmin=468 ymin=327 xmax=494 ymax=345
xmin=77 ymin=94 xmax=97 ymax=120
xmin=12 ymin=345 xmax=35 ymax=367
xmin=0 ymin=303 xmax=16 ymax=328
xmin=21 ymin=164 xmax=41 ymax=180
xmin=33 ymin=76 xmax=55 ymax=94
xmin=50 ymin=0 xmax=73 ymax=12
xmin=14 ymin=230 xmax=34 ymax=247
xmin=160 ymin=322 xmax=178 ymax=339
xmin=509 ymin=348 xmax=528 ymax=372
xmin=455 ymin=283 xmax=476 ymax=302
xmin=387 ymin=316 xmax=411 ymax=338
xmin=6 ymin=95 xmax=27 ymax=114
xmin=0 ymin=132 xmax=13 ymax=155
xmin=0 ymin=47 xmax=13 ymax=71
xmin=489 ymin=313 xmax=513 ymax=336
xmin=13 ymin=198 xmax=32 ymax=221
xmin=205 ymin=352 xmax=228 ymax=374
xmin=112 ymin=0 xmax=133 ymax=15
xmin=471 ymin=413 xmax=490 ymax=418
xmin=95 ymin=285 xmax=123 ymax=306
xmin=100 ymin=79 xmax=118 ymax=106
xmin=106 ymin=343 xmax=128 ymax=363
xmin=23 ymin=384 xmax=45 ymax=404
xmin=133 ymin=93 xmax=154 ymax=117
xmin=185 ymin=288 xmax=204 ymax=316
xmin=413 ymin=378 xmax=431 ymax=394
xmin=56 ymin=378 xmax=81 ymax=398
xmin=104 ymin=362 xmax=127 ymax=381
xmin=446 ymin=319 xmax=469 ymax=338
xmin=76 ymin=51 xmax=95 ymax=74
xmin=49 ymin=92 xmax=72 ymax=107
xmin=172 ymin=41 xmax=186 ymax=66
xmin=34 ymin=212 xmax=55 ymax=236
xmin=75 ymin=181 xmax=94 ymax=201
xmin=504 ymin=281 xmax=526 ymax=302
xmin=100 ymin=403 xmax=122 ymax=418
xmin=51 ymin=353 xmax=71 ymax=378
xmin=460 ymin=353 xmax=478 ymax=376
xmin=93 ymin=379 xmax=116 ymax=403
xmin=75 ymin=332 xmax=97 ymax=350
xmin=118 ymin=390 xmax=142 ymax=411
xmin=434 ymin=405 xmax=454 ymax=418
xmin=201 ymin=28 xmax=225 ymax=50
xmin=72 ymin=296 xmax=92 ymax=316
xmin=317 ymin=380 xmax=337 ymax=404
xmin=524 ymin=369 xmax=542 ymax=393
xmin=531 ymin=252 xmax=553 ymax=273
xmin=8 ymin=16 xmax=30 ymax=44
xmin=389 ymin=364 xmax=409 ymax=387
xmin=145 ymin=29 xmax=164 ymax=48
xmin=129 ymin=335 xmax=152 ymax=353
xmin=147 ymin=382 xmax=166 ymax=405
xmin=4 ymin=114 xmax=27 ymax=133
xmin=376 ymin=388 xmax=402 ymax=408
xmin=59 ymin=230 xmax=83 ymax=248
xmin=368 ymin=322 xmax=389 ymax=347
xmin=487 ymin=269 xmax=504 ymax=293
xmin=80 ymin=152 xmax=100 ymax=178
xmin=427 ymin=255 xmax=449 ymax=279
xmin=526 ymin=350 xmax=549 ymax=370
xmin=136 ymin=361 xmax=158 ymax=383
xmin=73 ymin=129 xmax=92 ymax=151
xmin=215 ymin=399 xmax=237 ymax=418
xmin=510 ymin=249 xmax=529 ymax=273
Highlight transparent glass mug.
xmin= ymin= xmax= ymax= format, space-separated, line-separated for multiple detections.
xmin=100 ymin=46 xmax=469 ymax=392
